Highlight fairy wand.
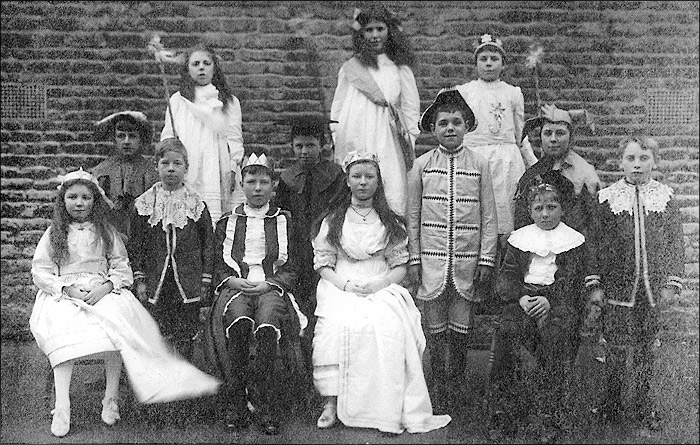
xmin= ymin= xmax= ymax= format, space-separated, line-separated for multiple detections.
xmin=147 ymin=33 xmax=185 ymax=139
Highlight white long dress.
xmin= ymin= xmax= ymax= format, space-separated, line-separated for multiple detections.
xmin=29 ymin=222 xmax=221 ymax=403
xmin=311 ymin=212 xmax=451 ymax=434
xmin=161 ymin=84 xmax=245 ymax=224
xmin=330 ymin=54 xmax=420 ymax=216
xmin=457 ymin=79 xmax=536 ymax=235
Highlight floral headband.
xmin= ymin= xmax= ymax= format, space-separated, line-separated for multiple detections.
xmin=57 ymin=167 xmax=114 ymax=209
xmin=342 ymin=151 xmax=379 ymax=172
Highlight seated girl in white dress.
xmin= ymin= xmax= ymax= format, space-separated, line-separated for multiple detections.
xmin=310 ymin=152 xmax=451 ymax=435
xmin=29 ymin=168 xmax=220 ymax=438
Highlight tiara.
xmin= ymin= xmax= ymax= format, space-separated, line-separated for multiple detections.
xmin=56 ymin=167 xmax=114 ymax=208
xmin=342 ymin=151 xmax=379 ymax=171
xmin=241 ymin=152 xmax=272 ymax=170
xmin=474 ymin=33 xmax=505 ymax=56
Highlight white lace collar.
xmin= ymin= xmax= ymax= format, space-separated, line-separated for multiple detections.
xmin=598 ymin=179 xmax=673 ymax=215
xmin=508 ymin=222 xmax=584 ymax=257
xmin=134 ymin=182 xmax=205 ymax=231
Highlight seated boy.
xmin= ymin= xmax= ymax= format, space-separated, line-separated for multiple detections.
xmin=211 ymin=153 xmax=302 ymax=435
xmin=92 ymin=110 xmax=158 ymax=241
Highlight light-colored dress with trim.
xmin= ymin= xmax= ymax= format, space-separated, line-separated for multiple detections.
xmin=30 ymin=222 xmax=220 ymax=403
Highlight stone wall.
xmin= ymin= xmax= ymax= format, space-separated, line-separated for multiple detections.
xmin=1 ymin=1 xmax=698 ymax=338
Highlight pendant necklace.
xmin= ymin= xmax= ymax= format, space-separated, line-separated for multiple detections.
xmin=350 ymin=205 xmax=373 ymax=221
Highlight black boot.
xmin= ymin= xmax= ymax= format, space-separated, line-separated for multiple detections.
xmin=427 ymin=331 xmax=449 ymax=414
xmin=224 ymin=321 xmax=253 ymax=430
xmin=254 ymin=327 xmax=281 ymax=435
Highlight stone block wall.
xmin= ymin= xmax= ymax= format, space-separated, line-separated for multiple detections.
xmin=1 ymin=1 xmax=698 ymax=338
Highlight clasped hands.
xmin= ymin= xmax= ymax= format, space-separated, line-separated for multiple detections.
xmin=64 ymin=281 xmax=113 ymax=305
xmin=224 ymin=277 xmax=273 ymax=296
xmin=341 ymin=276 xmax=391 ymax=296
xmin=519 ymin=294 xmax=550 ymax=320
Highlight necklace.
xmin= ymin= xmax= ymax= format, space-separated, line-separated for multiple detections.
xmin=350 ymin=205 xmax=373 ymax=221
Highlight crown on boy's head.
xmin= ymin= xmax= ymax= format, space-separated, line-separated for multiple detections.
xmin=342 ymin=151 xmax=379 ymax=172
xmin=56 ymin=167 xmax=114 ymax=208
xmin=242 ymin=152 xmax=272 ymax=170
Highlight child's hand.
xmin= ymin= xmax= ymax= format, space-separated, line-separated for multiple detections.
xmin=199 ymin=306 xmax=211 ymax=323
xmin=84 ymin=281 xmax=113 ymax=305
xmin=525 ymin=295 xmax=550 ymax=320
xmin=65 ymin=285 xmax=89 ymax=300
xmin=474 ymin=265 xmax=493 ymax=285
xmin=136 ymin=282 xmax=148 ymax=303
xmin=519 ymin=295 xmax=535 ymax=313
xmin=239 ymin=281 xmax=272 ymax=297
xmin=364 ymin=276 xmax=391 ymax=294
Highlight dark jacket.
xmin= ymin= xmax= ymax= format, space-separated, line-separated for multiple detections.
xmin=214 ymin=204 xmax=298 ymax=294
xmin=128 ymin=192 xmax=214 ymax=306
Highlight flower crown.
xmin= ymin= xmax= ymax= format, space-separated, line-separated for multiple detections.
xmin=57 ymin=167 xmax=114 ymax=209
xmin=473 ymin=33 xmax=505 ymax=58
xmin=342 ymin=151 xmax=379 ymax=172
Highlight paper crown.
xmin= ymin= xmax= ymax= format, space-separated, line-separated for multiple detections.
xmin=342 ymin=151 xmax=379 ymax=172
xmin=419 ymin=87 xmax=477 ymax=133
xmin=241 ymin=152 xmax=272 ymax=171
xmin=474 ymin=33 xmax=505 ymax=58
xmin=56 ymin=167 xmax=114 ymax=209
xmin=521 ymin=104 xmax=594 ymax=142
xmin=94 ymin=110 xmax=153 ymax=143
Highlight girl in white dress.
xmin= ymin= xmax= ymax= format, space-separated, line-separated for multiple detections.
xmin=456 ymin=33 xmax=538 ymax=244
xmin=330 ymin=5 xmax=420 ymax=216
xmin=29 ymin=169 xmax=220 ymax=438
xmin=161 ymin=45 xmax=245 ymax=224
xmin=311 ymin=152 xmax=450 ymax=435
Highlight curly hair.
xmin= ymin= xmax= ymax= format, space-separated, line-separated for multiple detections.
xmin=177 ymin=45 xmax=234 ymax=112
xmin=618 ymin=134 xmax=659 ymax=161
xmin=49 ymin=178 xmax=116 ymax=266
xmin=318 ymin=159 xmax=407 ymax=253
xmin=352 ymin=5 xmax=415 ymax=69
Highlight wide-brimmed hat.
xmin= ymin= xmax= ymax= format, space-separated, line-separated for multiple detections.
xmin=419 ymin=87 xmax=477 ymax=133
xmin=521 ymin=104 xmax=591 ymax=142
xmin=94 ymin=110 xmax=154 ymax=143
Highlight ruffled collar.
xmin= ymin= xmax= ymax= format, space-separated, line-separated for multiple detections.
xmin=598 ymin=179 xmax=673 ymax=215
xmin=134 ymin=182 xmax=206 ymax=231
xmin=508 ymin=222 xmax=584 ymax=257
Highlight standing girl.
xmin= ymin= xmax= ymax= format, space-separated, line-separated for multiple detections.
xmin=330 ymin=4 xmax=420 ymax=216
xmin=456 ymin=34 xmax=538 ymax=259
xmin=588 ymin=135 xmax=684 ymax=432
xmin=160 ymin=45 xmax=245 ymax=224
xmin=30 ymin=168 xmax=220 ymax=438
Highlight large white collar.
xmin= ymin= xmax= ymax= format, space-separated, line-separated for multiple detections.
xmin=508 ymin=222 xmax=584 ymax=257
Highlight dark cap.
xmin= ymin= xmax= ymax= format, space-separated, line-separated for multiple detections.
xmin=288 ymin=114 xmax=338 ymax=146
xmin=419 ymin=87 xmax=477 ymax=133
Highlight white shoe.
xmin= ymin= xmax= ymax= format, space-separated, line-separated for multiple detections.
xmin=317 ymin=400 xmax=337 ymax=429
xmin=50 ymin=407 xmax=70 ymax=437
xmin=101 ymin=397 xmax=121 ymax=426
